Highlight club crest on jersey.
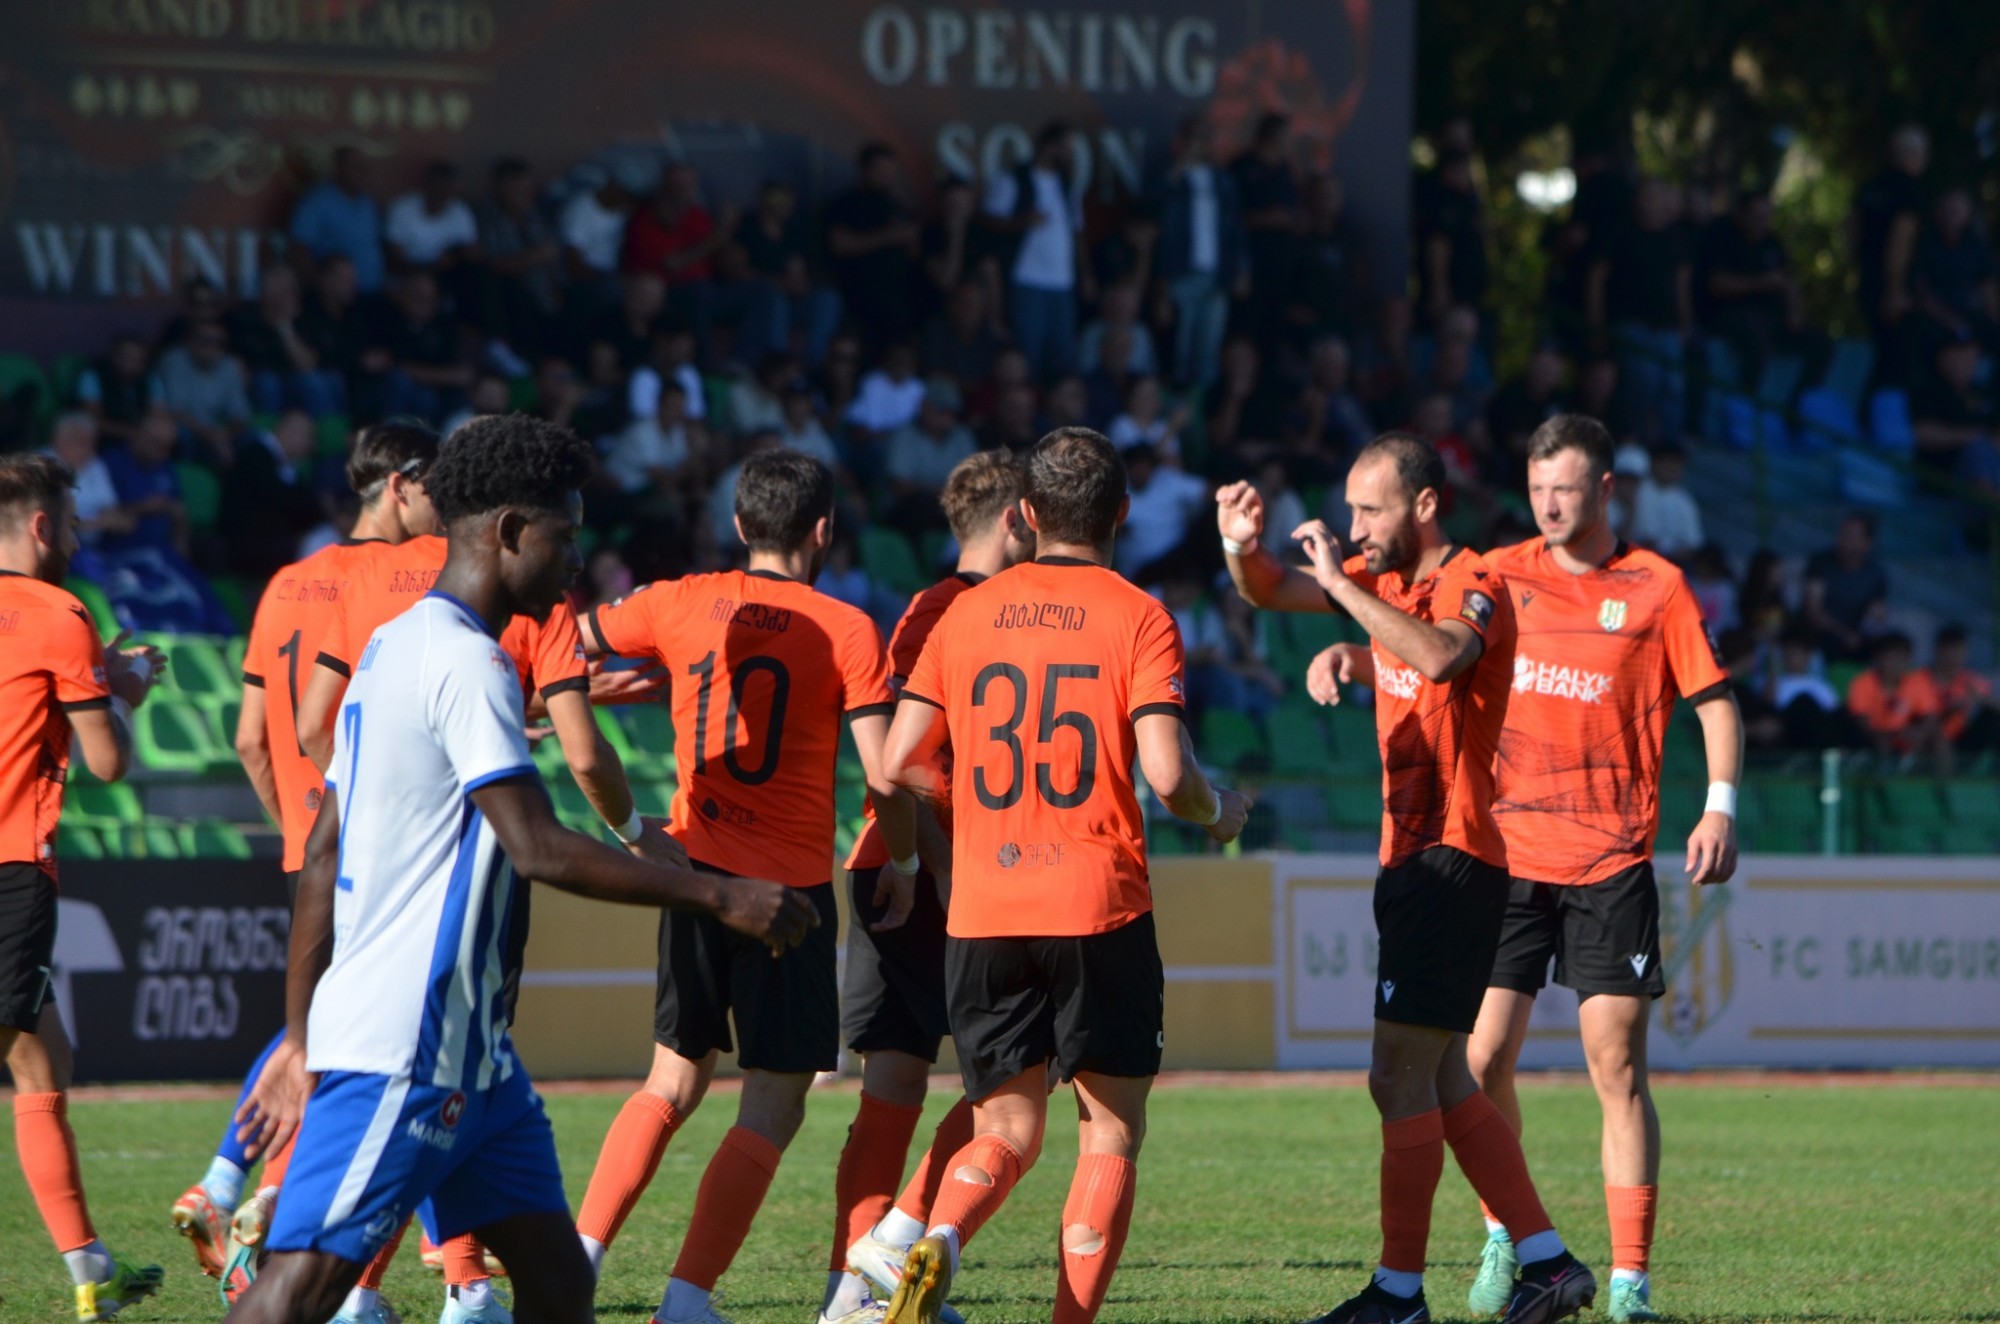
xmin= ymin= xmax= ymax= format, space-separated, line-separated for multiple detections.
xmin=1598 ymin=599 xmax=1629 ymax=632
xmin=1460 ymin=589 xmax=1494 ymax=630
xmin=996 ymin=842 xmax=1022 ymax=869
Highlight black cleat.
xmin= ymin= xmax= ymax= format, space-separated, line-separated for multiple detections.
xmin=1501 ymin=1251 xmax=1597 ymax=1324
xmin=1301 ymin=1281 xmax=1432 ymax=1324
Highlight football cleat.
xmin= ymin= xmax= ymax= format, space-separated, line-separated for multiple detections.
xmin=1500 ymin=1252 xmax=1597 ymax=1324
xmin=170 ymin=1183 xmax=232 ymax=1277
xmin=333 ymin=1299 xmax=404 ymax=1324
xmin=231 ymin=1189 xmax=277 ymax=1248
xmin=883 ymin=1236 xmax=954 ymax=1324
xmin=818 ymin=1302 xmax=889 ymax=1324
xmin=1299 ymin=1281 xmax=1430 ymax=1324
xmin=75 ymin=1254 xmax=164 ymax=1322
xmin=847 ymin=1235 xmax=963 ymax=1324
xmin=1468 ymin=1230 xmax=1519 ymax=1316
xmin=650 ymin=1307 xmax=735 ymax=1324
xmin=1605 ymin=1277 xmax=1660 ymax=1323
xmin=441 ymin=1289 xmax=514 ymax=1323
xmin=218 ymin=1242 xmax=256 ymax=1309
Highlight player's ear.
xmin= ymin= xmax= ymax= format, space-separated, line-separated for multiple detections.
xmin=732 ymin=513 xmax=749 ymax=546
xmin=496 ymin=508 xmax=530 ymax=553
xmin=1413 ymin=485 xmax=1439 ymax=525
xmin=813 ymin=513 xmax=833 ymax=550
xmin=1116 ymin=493 xmax=1131 ymax=529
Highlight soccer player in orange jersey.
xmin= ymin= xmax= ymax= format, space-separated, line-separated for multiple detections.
xmin=1458 ymin=416 xmax=1742 ymax=1324
xmin=172 ymin=422 xmax=441 ymax=1287
xmin=571 ymin=450 xmax=923 ymax=1324
xmin=1220 ymin=433 xmax=1595 ymax=1324
xmin=825 ymin=452 xmax=1036 ymax=1324
xmin=878 ymin=428 xmax=1250 ymax=1324
xmin=0 ymin=454 xmax=169 ymax=1320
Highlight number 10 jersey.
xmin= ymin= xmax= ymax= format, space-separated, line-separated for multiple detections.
xmin=903 ymin=558 xmax=1187 ymax=940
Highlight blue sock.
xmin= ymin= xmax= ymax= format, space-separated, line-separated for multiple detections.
xmin=215 ymin=1029 xmax=287 ymax=1171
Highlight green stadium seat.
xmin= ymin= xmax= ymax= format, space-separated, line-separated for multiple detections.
xmin=1748 ymin=779 xmax=1821 ymax=853
xmin=224 ymin=634 xmax=248 ymax=676
xmin=57 ymin=823 xmax=105 ymax=861
xmin=133 ymin=697 xmax=228 ymax=774
xmin=531 ymin=731 xmax=569 ymax=778
xmin=115 ymin=823 xmax=184 ymax=858
xmin=49 ymin=353 xmax=90 ymax=407
xmin=315 ymin=414 xmax=351 ymax=459
xmin=1199 ymin=709 xmax=1267 ymax=772
xmin=592 ymin=707 xmax=640 ymax=768
xmin=860 ymin=528 xmax=929 ymax=596
xmin=67 ymin=781 xmax=143 ymax=830
xmin=1325 ymin=779 xmax=1383 ymax=831
xmin=180 ymin=821 xmax=252 ymax=859
xmin=547 ymin=779 xmax=600 ymax=834
xmin=629 ymin=780 xmax=675 ymax=819
xmin=617 ymin=703 xmax=676 ymax=775
xmin=176 ymin=462 xmax=223 ymax=534
xmin=1269 ymin=699 xmax=1330 ymax=776
xmin=199 ymin=694 xmax=244 ymax=751
xmin=139 ymin=633 xmax=235 ymax=699
xmin=1326 ymin=705 xmax=1379 ymax=769
xmin=1875 ymin=778 xmax=1946 ymax=828
xmin=1941 ymin=779 xmax=2000 ymax=824
xmin=209 ymin=578 xmax=253 ymax=633
xmin=65 ymin=578 xmax=120 ymax=635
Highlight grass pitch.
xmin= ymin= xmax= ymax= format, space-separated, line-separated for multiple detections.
xmin=1 ymin=1076 xmax=1994 ymax=1322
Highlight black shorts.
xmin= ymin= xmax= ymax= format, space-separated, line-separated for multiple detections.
xmin=1489 ymin=861 xmax=1666 ymax=1000
xmin=843 ymin=865 xmax=950 ymax=1062
xmin=1374 ymin=845 xmax=1509 ymax=1033
xmin=945 ymin=912 xmax=1163 ymax=1103
xmin=654 ymin=864 xmax=840 ymax=1073
xmin=0 ymin=863 xmax=58 ymax=1032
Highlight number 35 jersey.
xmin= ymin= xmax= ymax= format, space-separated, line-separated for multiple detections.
xmin=903 ymin=558 xmax=1187 ymax=940
xmin=591 ymin=570 xmax=894 ymax=887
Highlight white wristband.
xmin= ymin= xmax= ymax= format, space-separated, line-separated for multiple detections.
xmin=1704 ymin=782 xmax=1737 ymax=818
xmin=608 ymin=807 xmax=646 ymax=844
xmin=1220 ymin=535 xmax=1248 ymax=555
xmin=1197 ymin=795 xmax=1223 ymax=826
xmin=127 ymin=653 xmax=154 ymax=685
xmin=891 ymin=852 xmax=921 ymax=877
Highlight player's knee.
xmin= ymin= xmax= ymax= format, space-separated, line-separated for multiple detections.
xmin=1062 ymin=1222 xmax=1107 ymax=1256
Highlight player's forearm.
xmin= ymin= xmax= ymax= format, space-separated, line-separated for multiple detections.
xmin=552 ymin=694 xmax=636 ymax=828
xmin=522 ymin=824 xmax=728 ymax=913
xmin=1695 ymin=692 xmax=1745 ymax=788
xmin=1226 ymin=542 xmax=1329 ymax=614
xmin=1327 ymin=577 xmax=1475 ymax=682
xmin=871 ymin=784 xmax=919 ymax=865
xmin=1140 ymin=714 xmax=1220 ymax=824
xmin=289 ymin=810 xmax=340 ymax=1046
xmin=241 ymin=742 xmax=282 ymax=828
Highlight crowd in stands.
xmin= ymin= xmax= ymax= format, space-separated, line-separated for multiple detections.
xmin=7 ymin=113 xmax=1998 ymax=769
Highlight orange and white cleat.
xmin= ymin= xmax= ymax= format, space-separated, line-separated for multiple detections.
xmin=170 ymin=1184 xmax=232 ymax=1278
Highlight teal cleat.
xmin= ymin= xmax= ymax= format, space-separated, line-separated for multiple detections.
xmin=1606 ymin=1277 xmax=1660 ymax=1322
xmin=1467 ymin=1230 xmax=1518 ymax=1317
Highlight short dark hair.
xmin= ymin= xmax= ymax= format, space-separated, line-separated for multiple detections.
xmin=0 ymin=454 xmax=74 ymax=535
xmin=425 ymin=414 xmax=593 ymax=527
xmin=857 ymin=141 xmax=895 ymax=171
xmin=1026 ymin=427 xmax=1126 ymax=547
xmin=1872 ymin=630 xmax=1913 ymax=659
xmin=1253 ymin=111 xmax=1289 ymax=146
xmin=939 ymin=450 xmax=1024 ymax=544
xmin=347 ymin=420 xmax=440 ymax=499
xmin=1354 ymin=431 xmax=1447 ymax=503
xmin=1526 ymin=414 xmax=1614 ymax=477
xmin=1937 ymin=622 xmax=1969 ymax=649
xmin=735 ymin=449 xmax=836 ymax=552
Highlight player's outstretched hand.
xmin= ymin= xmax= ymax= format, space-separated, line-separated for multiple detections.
xmin=234 ymin=1036 xmax=315 ymax=1161
xmin=1685 ymin=809 xmax=1738 ymax=886
xmin=1205 ymin=787 xmax=1254 ymax=844
xmin=871 ymin=859 xmax=918 ymax=933
xmin=1215 ymin=481 xmax=1266 ymax=548
xmin=1306 ymin=643 xmax=1366 ymax=706
xmin=717 ymin=876 xmax=819 ymax=956
xmin=1290 ymin=519 xmax=1348 ymax=593
xmin=104 ymin=630 xmax=167 ymax=709
xmin=586 ymin=657 xmax=670 ymax=706
xmin=629 ymin=818 xmax=690 ymax=871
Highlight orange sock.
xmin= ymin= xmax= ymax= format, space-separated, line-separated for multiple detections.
xmin=444 ymin=1233 xmax=490 ymax=1287
xmin=577 ymin=1092 xmax=683 ymax=1247
xmin=259 ymin=1133 xmax=294 ymax=1190
xmin=923 ymin=1133 xmax=1027 ymax=1250
xmin=830 ymin=1093 xmax=924 ymax=1269
xmin=1052 ymin=1153 xmax=1137 ymax=1324
xmin=1605 ymin=1185 xmax=1657 ymax=1273
xmin=358 ymin=1219 xmax=408 ymax=1290
xmin=893 ymin=1096 xmax=976 ymax=1224
xmin=1443 ymin=1093 xmax=1552 ymax=1242
xmin=1379 ymin=1110 xmax=1445 ymax=1273
xmin=13 ymin=1093 xmax=95 ymax=1252
xmin=670 ymin=1127 xmax=782 ymax=1291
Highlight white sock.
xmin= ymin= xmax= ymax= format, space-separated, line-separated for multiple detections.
xmin=875 ymin=1207 xmax=926 ymax=1249
xmin=342 ymin=1286 xmax=380 ymax=1316
xmin=924 ymin=1225 xmax=962 ymax=1275
xmin=580 ymin=1234 xmax=606 ymax=1280
xmin=1611 ymin=1268 xmax=1647 ymax=1289
xmin=62 ymin=1240 xmax=112 ymax=1287
xmin=1515 ymin=1229 xmax=1566 ymax=1265
xmin=452 ymin=1277 xmax=494 ymax=1311
xmin=201 ymin=1156 xmax=247 ymax=1211
xmin=1372 ymin=1266 xmax=1424 ymax=1298
xmin=824 ymin=1269 xmax=872 ymax=1318
xmin=662 ymin=1277 xmax=709 ymax=1321
xmin=1484 ymin=1216 xmax=1508 ymax=1238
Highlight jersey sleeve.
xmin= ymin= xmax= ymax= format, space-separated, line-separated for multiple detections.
xmin=528 ymin=601 xmax=590 ymax=700
xmin=430 ymin=638 xmax=537 ymax=792
xmin=589 ymin=582 xmax=669 ymax=663
xmin=887 ymin=586 xmax=951 ymax=683
xmin=241 ymin=585 xmax=273 ymax=688
xmin=1660 ymin=575 xmax=1729 ymax=700
xmin=839 ymin=611 xmax=896 ymax=719
xmin=49 ymin=604 xmax=111 ymax=710
xmin=1128 ymin=600 xmax=1188 ymax=722
xmin=315 ymin=583 xmax=355 ymax=676
xmin=1438 ymin=556 xmax=1501 ymax=640
xmin=901 ymin=623 xmax=948 ymax=711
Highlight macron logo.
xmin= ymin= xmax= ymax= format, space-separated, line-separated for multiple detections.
xmin=1380 ymin=979 xmax=1396 ymax=1003
xmin=1628 ymin=954 xmax=1650 ymax=978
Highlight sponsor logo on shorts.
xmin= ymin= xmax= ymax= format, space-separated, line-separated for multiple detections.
xmin=440 ymin=1091 xmax=466 ymax=1128
xmin=406 ymin=1115 xmax=459 ymax=1153
xmin=1598 ymin=598 xmax=1629 ymax=632
xmin=1514 ymin=656 xmax=1613 ymax=704
xmin=364 ymin=1209 xmax=400 ymax=1249
xmin=1380 ymin=979 xmax=1396 ymax=1003
xmin=1628 ymin=953 xmax=1650 ymax=978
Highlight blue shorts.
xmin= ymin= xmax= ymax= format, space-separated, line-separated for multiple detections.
xmin=268 ymin=1065 xmax=568 ymax=1262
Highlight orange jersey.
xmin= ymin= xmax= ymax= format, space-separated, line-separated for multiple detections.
xmin=846 ymin=572 xmax=982 ymax=871
xmin=591 ymin=570 xmax=894 ymax=887
xmin=1847 ymin=667 xmax=1942 ymax=745
xmin=314 ymin=535 xmax=447 ymax=677
xmin=1345 ymin=547 xmax=1515 ymax=870
xmin=902 ymin=558 xmax=1186 ymax=939
xmin=242 ymin=540 xmax=376 ymax=871
xmin=0 ymin=574 xmax=110 ymax=878
xmin=1487 ymin=539 xmax=1729 ymax=885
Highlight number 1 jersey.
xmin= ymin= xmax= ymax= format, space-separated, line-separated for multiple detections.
xmin=590 ymin=570 xmax=894 ymax=887
xmin=902 ymin=558 xmax=1187 ymax=940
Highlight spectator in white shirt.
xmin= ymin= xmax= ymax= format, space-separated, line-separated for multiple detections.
xmin=884 ymin=378 xmax=977 ymax=528
xmin=1630 ymin=442 xmax=1704 ymax=559
xmin=777 ymin=379 xmax=842 ymax=471
xmin=1607 ymin=446 xmax=1648 ymax=537
xmin=627 ymin=323 xmax=708 ymax=424
xmin=1115 ymin=441 xmax=1210 ymax=579
xmin=607 ymin=378 xmax=707 ymax=504
xmin=47 ymin=411 xmax=131 ymax=545
xmin=1077 ymin=280 xmax=1160 ymax=377
xmin=844 ymin=340 xmax=926 ymax=436
xmin=385 ymin=159 xmax=479 ymax=271
xmin=984 ymin=122 xmax=1092 ymax=382
xmin=559 ymin=168 xmax=634 ymax=292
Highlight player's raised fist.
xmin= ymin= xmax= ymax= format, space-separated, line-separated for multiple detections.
xmin=717 ymin=876 xmax=819 ymax=955
xmin=1206 ymin=787 xmax=1254 ymax=844
xmin=1214 ymin=481 xmax=1266 ymax=547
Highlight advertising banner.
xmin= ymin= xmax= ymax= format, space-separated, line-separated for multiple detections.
xmin=1274 ymin=855 xmax=2000 ymax=1070
xmin=51 ymin=860 xmax=291 ymax=1083
xmin=0 ymin=1 xmax=1411 ymax=315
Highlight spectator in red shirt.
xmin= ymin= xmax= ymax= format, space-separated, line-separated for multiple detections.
xmin=1923 ymin=622 xmax=2000 ymax=756
xmin=1847 ymin=630 xmax=1947 ymax=766
xmin=622 ymin=163 xmax=745 ymax=367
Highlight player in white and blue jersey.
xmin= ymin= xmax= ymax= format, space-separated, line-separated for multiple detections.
xmin=222 ymin=416 xmax=817 ymax=1324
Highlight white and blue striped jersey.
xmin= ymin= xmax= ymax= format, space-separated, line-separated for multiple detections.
xmin=308 ymin=592 xmax=538 ymax=1090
